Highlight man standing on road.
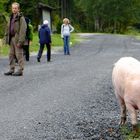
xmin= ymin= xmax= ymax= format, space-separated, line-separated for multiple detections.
xmin=37 ymin=20 xmax=51 ymax=62
xmin=4 ymin=2 xmax=27 ymax=76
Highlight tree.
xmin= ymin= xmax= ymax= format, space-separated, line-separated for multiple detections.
xmin=1 ymin=0 xmax=140 ymax=33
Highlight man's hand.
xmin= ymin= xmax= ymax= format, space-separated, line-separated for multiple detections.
xmin=16 ymin=44 xmax=22 ymax=48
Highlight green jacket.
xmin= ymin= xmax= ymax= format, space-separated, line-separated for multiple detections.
xmin=5 ymin=12 xmax=27 ymax=46
xmin=28 ymin=23 xmax=33 ymax=41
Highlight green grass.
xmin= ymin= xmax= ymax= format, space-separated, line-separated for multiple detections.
xmin=124 ymin=27 xmax=140 ymax=40
xmin=0 ymin=33 xmax=80 ymax=56
xmin=124 ymin=27 xmax=140 ymax=36
xmin=120 ymin=124 xmax=140 ymax=140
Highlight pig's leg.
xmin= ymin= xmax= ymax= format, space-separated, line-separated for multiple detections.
xmin=125 ymin=102 xmax=138 ymax=132
xmin=116 ymin=93 xmax=126 ymax=125
xmin=119 ymin=97 xmax=127 ymax=125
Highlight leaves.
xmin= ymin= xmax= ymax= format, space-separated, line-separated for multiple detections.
xmin=1 ymin=0 xmax=140 ymax=33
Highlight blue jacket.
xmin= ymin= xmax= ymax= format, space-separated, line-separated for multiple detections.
xmin=39 ymin=24 xmax=51 ymax=44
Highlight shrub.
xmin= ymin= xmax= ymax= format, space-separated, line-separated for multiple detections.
xmin=0 ymin=14 xmax=7 ymax=38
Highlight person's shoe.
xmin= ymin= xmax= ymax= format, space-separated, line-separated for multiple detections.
xmin=37 ymin=58 xmax=40 ymax=62
xmin=4 ymin=71 xmax=14 ymax=76
xmin=47 ymin=60 xmax=51 ymax=62
xmin=12 ymin=71 xmax=23 ymax=76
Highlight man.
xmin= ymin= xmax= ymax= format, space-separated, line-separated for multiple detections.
xmin=4 ymin=2 xmax=27 ymax=76
xmin=37 ymin=20 xmax=51 ymax=62
xmin=23 ymin=17 xmax=33 ymax=61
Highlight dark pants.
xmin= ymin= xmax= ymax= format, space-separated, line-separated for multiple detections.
xmin=23 ymin=44 xmax=29 ymax=61
xmin=37 ymin=43 xmax=51 ymax=61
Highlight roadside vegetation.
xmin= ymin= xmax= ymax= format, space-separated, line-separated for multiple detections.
xmin=1 ymin=0 xmax=140 ymax=35
xmin=120 ymin=124 xmax=140 ymax=140
xmin=0 ymin=33 xmax=80 ymax=56
xmin=124 ymin=27 xmax=140 ymax=44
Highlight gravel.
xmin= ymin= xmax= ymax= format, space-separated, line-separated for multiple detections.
xmin=0 ymin=33 xmax=140 ymax=140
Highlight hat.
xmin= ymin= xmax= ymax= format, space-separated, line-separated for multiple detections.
xmin=43 ymin=20 xmax=49 ymax=25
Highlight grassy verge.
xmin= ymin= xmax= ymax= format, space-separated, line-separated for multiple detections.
xmin=120 ymin=124 xmax=140 ymax=140
xmin=0 ymin=33 xmax=80 ymax=56
xmin=124 ymin=27 xmax=140 ymax=39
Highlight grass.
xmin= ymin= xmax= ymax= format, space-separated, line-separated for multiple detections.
xmin=124 ymin=27 xmax=140 ymax=40
xmin=120 ymin=124 xmax=140 ymax=140
xmin=0 ymin=33 xmax=80 ymax=56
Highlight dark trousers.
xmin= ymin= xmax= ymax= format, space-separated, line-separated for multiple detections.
xmin=37 ymin=43 xmax=51 ymax=61
xmin=23 ymin=45 xmax=29 ymax=61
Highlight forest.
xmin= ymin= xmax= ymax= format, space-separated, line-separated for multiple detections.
xmin=1 ymin=0 xmax=140 ymax=36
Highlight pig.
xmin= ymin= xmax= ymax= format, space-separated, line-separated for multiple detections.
xmin=112 ymin=57 xmax=140 ymax=132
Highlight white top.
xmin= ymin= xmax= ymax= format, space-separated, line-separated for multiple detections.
xmin=61 ymin=24 xmax=74 ymax=38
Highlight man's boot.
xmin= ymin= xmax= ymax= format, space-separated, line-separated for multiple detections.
xmin=12 ymin=71 xmax=23 ymax=76
xmin=4 ymin=70 xmax=14 ymax=76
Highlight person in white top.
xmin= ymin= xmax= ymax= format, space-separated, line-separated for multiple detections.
xmin=61 ymin=18 xmax=74 ymax=55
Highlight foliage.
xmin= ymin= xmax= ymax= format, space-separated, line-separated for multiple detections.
xmin=56 ymin=21 xmax=62 ymax=34
xmin=0 ymin=0 xmax=9 ymax=14
xmin=1 ymin=0 xmax=140 ymax=33
xmin=0 ymin=14 xmax=7 ymax=38
xmin=74 ymin=0 xmax=140 ymax=33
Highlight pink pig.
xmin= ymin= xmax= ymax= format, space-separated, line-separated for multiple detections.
xmin=112 ymin=57 xmax=140 ymax=132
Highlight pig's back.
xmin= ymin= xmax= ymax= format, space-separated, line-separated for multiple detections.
xmin=113 ymin=57 xmax=140 ymax=76
xmin=112 ymin=57 xmax=140 ymax=97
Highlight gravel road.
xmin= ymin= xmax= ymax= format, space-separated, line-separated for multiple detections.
xmin=0 ymin=33 xmax=140 ymax=140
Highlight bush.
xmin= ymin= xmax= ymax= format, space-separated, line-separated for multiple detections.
xmin=124 ymin=26 xmax=140 ymax=35
xmin=0 ymin=14 xmax=7 ymax=38
xmin=56 ymin=21 xmax=62 ymax=34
